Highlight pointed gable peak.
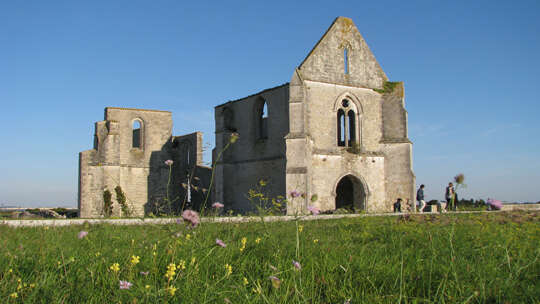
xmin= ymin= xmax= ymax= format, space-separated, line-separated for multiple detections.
xmin=297 ymin=17 xmax=387 ymax=89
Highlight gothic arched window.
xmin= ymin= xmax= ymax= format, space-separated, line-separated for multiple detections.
xmin=336 ymin=99 xmax=357 ymax=147
xmin=348 ymin=110 xmax=356 ymax=146
xmin=132 ymin=119 xmax=143 ymax=149
xmin=337 ymin=109 xmax=345 ymax=146
xmin=257 ymin=99 xmax=268 ymax=140
xmin=344 ymin=48 xmax=349 ymax=74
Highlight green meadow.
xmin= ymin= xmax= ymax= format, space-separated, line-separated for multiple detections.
xmin=1 ymin=211 xmax=539 ymax=303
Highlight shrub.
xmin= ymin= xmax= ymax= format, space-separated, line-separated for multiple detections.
xmin=103 ymin=189 xmax=113 ymax=217
xmin=114 ymin=186 xmax=131 ymax=217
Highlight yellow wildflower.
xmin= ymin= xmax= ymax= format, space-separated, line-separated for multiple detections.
xmin=10 ymin=292 xmax=17 ymax=298
xmin=298 ymin=225 xmax=304 ymax=233
xmin=259 ymin=180 xmax=267 ymax=187
xmin=179 ymin=259 xmax=186 ymax=270
xmin=224 ymin=264 xmax=232 ymax=276
xmin=17 ymin=278 xmax=21 ymax=283
xmin=243 ymin=277 xmax=249 ymax=285
xmin=255 ymin=237 xmax=261 ymax=244
xmin=29 ymin=283 xmax=35 ymax=288
xmin=95 ymin=252 xmax=101 ymax=257
xmin=240 ymin=237 xmax=247 ymax=252
xmin=152 ymin=251 xmax=157 ymax=256
xmin=17 ymin=284 xmax=22 ymax=290
xmin=190 ymin=257 xmax=196 ymax=265
xmin=145 ymin=285 xmax=151 ymax=289
xmin=110 ymin=263 xmax=120 ymax=273
xmin=168 ymin=286 xmax=177 ymax=296
xmin=313 ymin=239 xmax=319 ymax=243
xmin=165 ymin=263 xmax=176 ymax=280
xmin=8 ymin=268 xmax=12 ymax=273
xmin=185 ymin=234 xmax=191 ymax=240
xmin=131 ymin=255 xmax=140 ymax=265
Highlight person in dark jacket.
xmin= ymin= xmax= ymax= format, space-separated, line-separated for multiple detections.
xmin=445 ymin=182 xmax=456 ymax=211
xmin=393 ymin=198 xmax=402 ymax=213
xmin=416 ymin=184 xmax=426 ymax=212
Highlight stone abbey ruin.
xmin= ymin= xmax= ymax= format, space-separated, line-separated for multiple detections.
xmin=78 ymin=17 xmax=415 ymax=217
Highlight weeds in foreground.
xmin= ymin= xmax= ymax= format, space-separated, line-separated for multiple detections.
xmin=1 ymin=212 xmax=538 ymax=303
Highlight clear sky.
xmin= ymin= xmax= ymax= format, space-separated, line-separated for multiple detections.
xmin=1 ymin=0 xmax=539 ymax=207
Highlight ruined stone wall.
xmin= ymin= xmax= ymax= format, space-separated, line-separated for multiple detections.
xmin=168 ymin=132 xmax=211 ymax=212
xmin=214 ymin=85 xmax=289 ymax=212
xmin=382 ymin=143 xmax=415 ymax=208
xmin=79 ymin=108 xmax=173 ymax=217
xmin=79 ymin=108 xmax=210 ymax=217
xmin=285 ymin=17 xmax=415 ymax=214
xmin=298 ymin=17 xmax=387 ymax=89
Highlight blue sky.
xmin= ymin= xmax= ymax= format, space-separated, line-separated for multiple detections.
xmin=1 ymin=0 xmax=539 ymax=207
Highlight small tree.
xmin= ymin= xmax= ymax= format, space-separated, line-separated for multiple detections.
xmin=114 ymin=186 xmax=131 ymax=217
xmin=103 ymin=189 xmax=113 ymax=217
xmin=450 ymin=173 xmax=466 ymax=210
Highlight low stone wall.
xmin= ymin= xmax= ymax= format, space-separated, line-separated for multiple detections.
xmin=501 ymin=203 xmax=540 ymax=211
xmin=1 ymin=210 xmax=527 ymax=227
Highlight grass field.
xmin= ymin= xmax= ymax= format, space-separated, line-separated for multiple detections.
xmin=1 ymin=211 xmax=539 ymax=303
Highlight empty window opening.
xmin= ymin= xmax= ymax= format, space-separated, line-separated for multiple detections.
xmin=223 ymin=108 xmax=236 ymax=132
xmin=262 ymin=102 xmax=268 ymax=118
xmin=259 ymin=101 xmax=268 ymax=139
xmin=344 ymin=48 xmax=349 ymax=74
xmin=337 ymin=109 xmax=345 ymax=146
xmin=348 ymin=110 xmax=356 ymax=146
xmin=181 ymin=143 xmax=192 ymax=167
xmin=337 ymin=99 xmax=359 ymax=148
xmin=132 ymin=120 xmax=142 ymax=148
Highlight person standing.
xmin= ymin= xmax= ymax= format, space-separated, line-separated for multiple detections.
xmin=416 ymin=184 xmax=426 ymax=212
xmin=445 ymin=182 xmax=455 ymax=211
xmin=393 ymin=198 xmax=402 ymax=213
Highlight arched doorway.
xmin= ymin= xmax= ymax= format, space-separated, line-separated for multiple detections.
xmin=335 ymin=175 xmax=366 ymax=211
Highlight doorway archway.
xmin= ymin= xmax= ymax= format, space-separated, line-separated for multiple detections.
xmin=335 ymin=174 xmax=366 ymax=211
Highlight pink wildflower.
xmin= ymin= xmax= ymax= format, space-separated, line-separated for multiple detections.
xmin=140 ymin=271 xmax=149 ymax=276
xmin=165 ymin=159 xmax=173 ymax=166
xmin=182 ymin=209 xmax=200 ymax=227
xmin=119 ymin=280 xmax=133 ymax=290
xmin=307 ymin=205 xmax=320 ymax=215
xmin=216 ymin=239 xmax=227 ymax=248
xmin=292 ymin=260 xmax=301 ymax=271
xmin=212 ymin=202 xmax=224 ymax=208
xmin=289 ymin=190 xmax=301 ymax=198
xmin=77 ymin=231 xmax=88 ymax=239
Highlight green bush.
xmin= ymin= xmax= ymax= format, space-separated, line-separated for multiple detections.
xmin=103 ymin=189 xmax=113 ymax=217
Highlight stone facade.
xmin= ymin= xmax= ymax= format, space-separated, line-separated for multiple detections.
xmin=213 ymin=17 xmax=415 ymax=214
xmin=78 ymin=16 xmax=414 ymax=217
xmin=78 ymin=107 xmax=211 ymax=217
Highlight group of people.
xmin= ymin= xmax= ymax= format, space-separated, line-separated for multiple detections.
xmin=393 ymin=182 xmax=458 ymax=213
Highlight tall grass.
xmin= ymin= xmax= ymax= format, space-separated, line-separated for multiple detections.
xmin=0 ymin=211 xmax=539 ymax=303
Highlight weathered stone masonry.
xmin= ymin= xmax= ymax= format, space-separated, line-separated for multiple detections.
xmin=213 ymin=17 xmax=415 ymax=214
xmin=79 ymin=17 xmax=415 ymax=217
xmin=78 ymin=107 xmax=210 ymax=217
